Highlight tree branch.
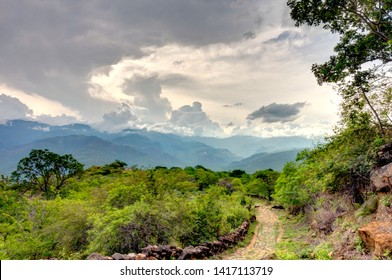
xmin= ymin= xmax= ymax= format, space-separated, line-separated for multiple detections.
xmin=343 ymin=2 xmax=389 ymax=42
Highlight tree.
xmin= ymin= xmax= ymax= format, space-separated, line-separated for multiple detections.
xmin=11 ymin=149 xmax=83 ymax=196
xmin=288 ymin=0 xmax=392 ymax=135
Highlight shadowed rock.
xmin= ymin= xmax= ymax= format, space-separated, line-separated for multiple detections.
xmin=375 ymin=143 xmax=392 ymax=167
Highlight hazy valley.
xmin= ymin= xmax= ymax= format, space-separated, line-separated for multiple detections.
xmin=0 ymin=119 xmax=314 ymax=175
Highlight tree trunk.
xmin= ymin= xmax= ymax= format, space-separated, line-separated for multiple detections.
xmin=361 ymin=90 xmax=385 ymax=137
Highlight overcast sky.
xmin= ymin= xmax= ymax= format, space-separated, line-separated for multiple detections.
xmin=0 ymin=0 xmax=341 ymax=137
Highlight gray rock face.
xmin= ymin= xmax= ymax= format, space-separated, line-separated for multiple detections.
xmin=112 ymin=253 xmax=125 ymax=260
xmin=370 ymin=162 xmax=392 ymax=192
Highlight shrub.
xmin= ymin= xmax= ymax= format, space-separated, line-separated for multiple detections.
xmin=273 ymin=162 xmax=311 ymax=212
xmin=313 ymin=242 xmax=333 ymax=260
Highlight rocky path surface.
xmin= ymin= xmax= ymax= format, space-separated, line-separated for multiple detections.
xmin=220 ymin=203 xmax=283 ymax=260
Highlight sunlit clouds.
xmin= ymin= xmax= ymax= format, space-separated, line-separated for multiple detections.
xmin=0 ymin=0 xmax=341 ymax=137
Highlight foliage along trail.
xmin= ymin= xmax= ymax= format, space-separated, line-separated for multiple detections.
xmin=221 ymin=202 xmax=283 ymax=260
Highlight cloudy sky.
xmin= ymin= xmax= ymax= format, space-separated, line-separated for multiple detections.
xmin=0 ymin=0 xmax=341 ymax=137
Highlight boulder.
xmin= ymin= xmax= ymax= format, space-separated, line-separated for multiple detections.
xmin=358 ymin=221 xmax=392 ymax=256
xmin=178 ymin=246 xmax=210 ymax=260
xmin=141 ymin=245 xmax=160 ymax=258
xmin=210 ymin=241 xmax=226 ymax=254
xmin=112 ymin=253 xmax=125 ymax=260
xmin=370 ymin=162 xmax=392 ymax=192
xmin=178 ymin=246 xmax=198 ymax=260
xmin=87 ymin=253 xmax=110 ymax=260
xmin=142 ymin=244 xmax=182 ymax=259
xmin=135 ymin=253 xmax=147 ymax=260
xmin=375 ymin=143 xmax=392 ymax=167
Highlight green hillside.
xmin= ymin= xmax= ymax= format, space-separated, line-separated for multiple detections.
xmin=0 ymin=157 xmax=281 ymax=260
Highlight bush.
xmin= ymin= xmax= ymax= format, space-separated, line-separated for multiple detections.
xmin=273 ymin=162 xmax=311 ymax=212
xmin=313 ymin=242 xmax=333 ymax=260
xmin=1 ymin=165 xmax=251 ymax=259
xmin=105 ymin=183 xmax=146 ymax=209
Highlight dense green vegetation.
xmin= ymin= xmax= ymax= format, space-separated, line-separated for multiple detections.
xmin=274 ymin=0 xmax=391 ymax=213
xmin=0 ymin=155 xmax=281 ymax=260
xmin=271 ymin=1 xmax=392 ymax=260
xmin=273 ymin=120 xmax=382 ymax=212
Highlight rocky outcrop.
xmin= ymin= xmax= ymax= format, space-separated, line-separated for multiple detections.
xmin=358 ymin=145 xmax=392 ymax=256
xmin=375 ymin=143 xmax=392 ymax=167
xmin=370 ymin=162 xmax=392 ymax=192
xmin=358 ymin=221 xmax=392 ymax=256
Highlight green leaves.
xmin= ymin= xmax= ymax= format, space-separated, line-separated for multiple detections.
xmin=289 ymin=0 xmax=392 ymax=136
xmin=273 ymin=162 xmax=311 ymax=211
xmin=272 ymin=119 xmax=380 ymax=214
xmin=1 ymin=163 xmax=254 ymax=259
xmin=11 ymin=149 xmax=83 ymax=197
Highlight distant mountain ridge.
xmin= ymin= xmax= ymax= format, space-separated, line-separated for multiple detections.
xmin=191 ymin=135 xmax=314 ymax=157
xmin=0 ymin=120 xmax=314 ymax=175
xmin=227 ymin=149 xmax=303 ymax=173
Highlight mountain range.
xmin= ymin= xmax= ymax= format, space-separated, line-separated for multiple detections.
xmin=0 ymin=120 xmax=316 ymax=175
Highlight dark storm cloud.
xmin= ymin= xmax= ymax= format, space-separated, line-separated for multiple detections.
xmin=0 ymin=0 xmax=272 ymax=100
xmin=264 ymin=30 xmax=303 ymax=44
xmin=0 ymin=0 xmax=291 ymax=123
xmin=243 ymin=31 xmax=256 ymax=40
xmin=0 ymin=1 xmax=140 ymax=118
xmin=247 ymin=102 xmax=307 ymax=123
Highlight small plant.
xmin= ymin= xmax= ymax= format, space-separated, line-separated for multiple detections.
xmin=313 ymin=242 xmax=333 ymax=260
xmin=355 ymin=236 xmax=365 ymax=254
xmin=382 ymin=250 xmax=392 ymax=260
xmin=380 ymin=195 xmax=391 ymax=208
xmin=341 ymin=221 xmax=353 ymax=231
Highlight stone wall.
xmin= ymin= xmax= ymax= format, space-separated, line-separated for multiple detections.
xmin=88 ymin=216 xmax=255 ymax=260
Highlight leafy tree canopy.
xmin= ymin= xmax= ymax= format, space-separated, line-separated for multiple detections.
xmin=288 ymin=0 xmax=392 ymax=135
xmin=11 ymin=149 xmax=83 ymax=197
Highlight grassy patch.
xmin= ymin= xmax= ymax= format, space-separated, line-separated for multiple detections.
xmin=275 ymin=214 xmax=314 ymax=260
xmin=313 ymin=242 xmax=333 ymax=260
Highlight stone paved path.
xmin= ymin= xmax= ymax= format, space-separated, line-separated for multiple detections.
xmin=221 ymin=203 xmax=283 ymax=260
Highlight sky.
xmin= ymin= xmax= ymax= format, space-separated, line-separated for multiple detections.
xmin=0 ymin=0 xmax=341 ymax=138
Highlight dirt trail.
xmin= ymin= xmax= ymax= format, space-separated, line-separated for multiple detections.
xmin=221 ymin=203 xmax=283 ymax=260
